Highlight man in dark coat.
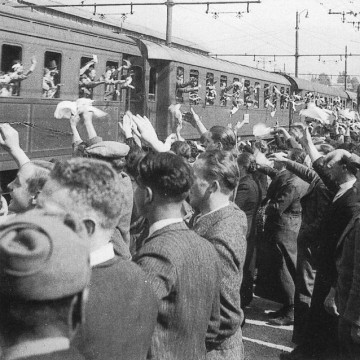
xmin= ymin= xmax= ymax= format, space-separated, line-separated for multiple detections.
xmin=132 ymin=152 xmax=221 ymax=360
xmin=189 ymin=150 xmax=247 ymax=360
xmin=37 ymin=158 xmax=158 ymax=360
xmin=255 ymin=149 xmax=309 ymax=326
xmin=0 ymin=210 xmax=90 ymax=360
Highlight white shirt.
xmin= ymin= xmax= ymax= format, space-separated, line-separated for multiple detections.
xmin=332 ymin=178 xmax=357 ymax=203
xmin=90 ymin=243 xmax=115 ymax=267
xmin=148 ymin=218 xmax=183 ymax=238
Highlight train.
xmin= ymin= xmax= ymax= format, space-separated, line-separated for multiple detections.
xmin=0 ymin=1 xmax=358 ymax=181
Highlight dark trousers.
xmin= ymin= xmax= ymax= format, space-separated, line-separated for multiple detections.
xmin=293 ymin=240 xmax=316 ymax=344
xmin=298 ymin=271 xmax=339 ymax=358
xmin=338 ymin=317 xmax=360 ymax=360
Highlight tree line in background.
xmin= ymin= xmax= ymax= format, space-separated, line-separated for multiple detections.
xmin=311 ymin=71 xmax=359 ymax=91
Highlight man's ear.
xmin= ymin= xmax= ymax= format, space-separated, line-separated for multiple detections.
xmin=207 ymin=180 xmax=220 ymax=194
xmin=83 ymin=219 xmax=96 ymax=236
xmin=144 ymin=186 xmax=153 ymax=205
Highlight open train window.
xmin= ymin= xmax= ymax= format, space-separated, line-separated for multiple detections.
xmin=205 ymin=72 xmax=215 ymax=105
xmin=1 ymin=44 xmax=22 ymax=96
xmin=264 ymin=83 xmax=270 ymax=108
xmin=148 ymin=67 xmax=157 ymax=102
xmin=254 ymin=82 xmax=260 ymax=108
xmin=79 ymin=56 xmax=97 ymax=99
xmin=43 ymin=51 xmax=62 ymax=99
xmin=280 ymin=87 xmax=285 ymax=109
xmin=220 ymin=75 xmax=228 ymax=106
xmin=189 ymin=69 xmax=200 ymax=105
xmin=244 ymin=79 xmax=251 ymax=105
xmin=176 ymin=67 xmax=185 ymax=103
xmin=103 ymin=60 xmax=119 ymax=101
xmin=272 ymin=86 xmax=278 ymax=108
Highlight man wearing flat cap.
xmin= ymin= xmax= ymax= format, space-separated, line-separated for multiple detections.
xmin=0 ymin=209 xmax=90 ymax=360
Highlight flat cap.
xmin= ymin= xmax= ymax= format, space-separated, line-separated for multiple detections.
xmin=84 ymin=141 xmax=130 ymax=159
xmin=0 ymin=209 xmax=90 ymax=300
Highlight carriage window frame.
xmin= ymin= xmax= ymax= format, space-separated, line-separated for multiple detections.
xmin=254 ymin=82 xmax=260 ymax=108
xmin=205 ymin=72 xmax=215 ymax=106
xmin=220 ymin=75 xmax=228 ymax=107
xmin=79 ymin=56 xmax=96 ymax=99
xmin=189 ymin=69 xmax=200 ymax=105
xmin=1 ymin=44 xmax=23 ymax=97
xmin=103 ymin=60 xmax=119 ymax=101
xmin=176 ymin=66 xmax=185 ymax=103
xmin=263 ymin=83 xmax=270 ymax=108
xmin=243 ymin=79 xmax=251 ymax=104
xmin=42 ymin=51 xmax=62 ymax=99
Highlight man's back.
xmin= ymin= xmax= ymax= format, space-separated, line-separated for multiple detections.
xmin=75 ymin=257 xmax=158 ymax=360
xmin=134 ymin=222 xmax=221 ymax=360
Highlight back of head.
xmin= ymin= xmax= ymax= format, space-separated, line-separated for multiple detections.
xmin=50 ymin=158 xmax=123 ymax=229
xmin=288 ymin=148 xmax=307 ymax=164
xmin=26 ymin=160 xmax=54 ymax=197
xmin=237 ymin=152 xmax=257 ymax=174
xmin=137 ymin=152 xmax=193 ymax=202
xmin=170 ymin=141 xmax=191 ymax=161
xmin=198 ymin=150 xmax=239 ymax=194
xmin=209 ymin=126 xmax=236 ymax=152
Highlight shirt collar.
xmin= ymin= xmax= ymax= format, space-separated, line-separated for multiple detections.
xmin=333 ymin=178 xmax=357 ymax=203
xmin=148 ymin=218 xmax=183 ymax=238
xmin=4 ymin=337 xmax=70 ymax=360
xmin=90 ymin=243 xmax=115 ymax=267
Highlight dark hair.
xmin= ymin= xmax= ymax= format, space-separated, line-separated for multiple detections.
xmin=26 ymin=161 xmax=54 ymax=196
xmin=170 ymin=141 xmax=191 ymax=161
xmin=50 ymin=158 xmax=123 ymax=229
xmin=137 ymin=152 xmax=193 ymax=202
xmin=198 ymin=150 xmax=239 ymax=194
xmin=237 ymin=152 xmax=257 ymax=174
xmin=209 ymin=126 xmax=236 ymax=151
xmin=288 ymin=148 xmax=307 ymax=164
xmin=186 ymin=140 xmax=200 ymax=162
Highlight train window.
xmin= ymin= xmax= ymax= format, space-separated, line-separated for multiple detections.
xmin=244 ymin=80 xmax=251 ymax=105
xmin=176 ymin=67 xmax=185 ymax=103
xmin=264 ymin=83 xmax=270 ymax=108
xmin=254 ymin=82 xmax=260 ymax=108
xmin=205 ymin=72 xmax=215 ymax=105
xmin=220 ymin=75 xmax=228 ymax=106
xmin=104 ymin=60 xmax=119 ymax=101
xmin=43 ymin=51 xmax=62 ymax=99
xmin=286 ymin=88 xmax=290 ymax=108
xmin=232 ymin=78 xmax=242 ymax=108
xmin=148 ymin=67 xmax=156 ymax=101
xmin=130 ymin=65 xmax=143 ymax=101
xmin=189 ymin=69 xmax=200 ymax=105
xmin=79 ymin=56 xmax=98 ymax=99
xmin=280 ymin=87 xmax=285 ymax=109
xmin=272 ymin=86 xmax=278 ymax=108
xmin=1 ymin=44 xmax=23 ymax=96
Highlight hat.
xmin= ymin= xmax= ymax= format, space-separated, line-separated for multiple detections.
xmin=84 ymin=141 xmax=130 ymax=159
xmin=0 ymin=209 xmax=90 ymax=300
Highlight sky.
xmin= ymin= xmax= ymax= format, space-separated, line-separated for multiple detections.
xmin=36 ymin=0 xmax=360 ymax=85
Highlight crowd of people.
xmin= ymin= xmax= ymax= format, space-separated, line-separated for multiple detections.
xmin=0 ymin=95 xmax=360 ymax=360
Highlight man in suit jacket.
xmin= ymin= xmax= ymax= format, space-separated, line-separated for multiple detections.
xmin=37 ymin=158 xmax=158 ymax=360
xmin=189 ymin=150 xmax=247 ymax=360
xmin=132 ymin=152 xmax=221 ymax=360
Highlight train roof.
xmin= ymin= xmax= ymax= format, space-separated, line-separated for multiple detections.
xmin=141 ymin=40 xmax=291 ymax=86
xmin=284 ymin=75 xmax=348 ymax=98
xmin=9 ymin=0 xmax=209 ymax=55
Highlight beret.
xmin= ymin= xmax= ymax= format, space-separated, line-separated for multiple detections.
xmin=85 ymin=141 xmax=130 ymax=159
xmin=0 ymin=209 xmax=90 ymax=300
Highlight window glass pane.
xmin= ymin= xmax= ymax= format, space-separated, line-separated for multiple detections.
xmin=205 ymin=72 xmax=215 ymax=105
xmin=220 ymin=75 xmax=228 ymax=106
xmin=43 ymin=51 xmax=62 ymax=98
xmin=1 ymin=44 xmax=23 ymax=97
